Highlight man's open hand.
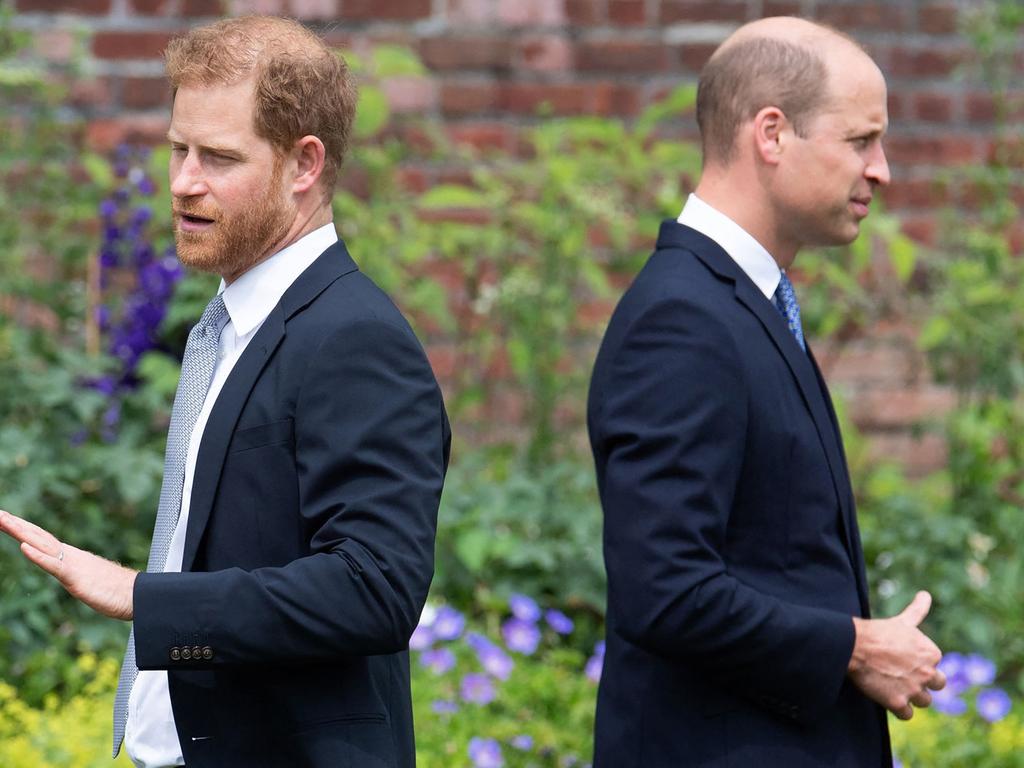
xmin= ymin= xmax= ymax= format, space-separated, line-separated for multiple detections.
xmin=0 ymin=509 xmax=136 ymax=620
xmin=847 ymin=590 xmax=946 ymax=720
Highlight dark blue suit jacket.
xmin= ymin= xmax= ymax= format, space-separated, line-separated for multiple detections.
xmin=588 ymin=222 xmax=890 ymax=767
xmin=132 ymin=241 xmax=450 ymax=768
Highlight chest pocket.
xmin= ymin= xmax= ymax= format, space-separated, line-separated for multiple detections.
xmin=229 ymin=418 xmax=294 ymax=453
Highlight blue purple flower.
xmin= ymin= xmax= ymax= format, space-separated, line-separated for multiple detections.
xmin=510 ymin=734 xmax=533 ymax=750
xmin=409 ymin=623 xmax=433 ymax=651
xmin=431 ymin=699 xmax=458 ymax=715
xmin=509 ymin=593 xmax=541 ymax=623
xmin=976 ymin=687 xmax=1012 ymax=722
xmin=461 ymin=673 xmax=496 ymax=705
xmin=468 ymin=737 xmax=504 ymax=768
xmin=585 ymin=640 xmax=605 ymax=683
xmin=932 ymin=685 xmax=967 ymax=716
xmin=432 ymin=606 xmax=466 ymax=641
xmin=420 ymin=647 xmax=455 ymax=675
xmin=937 ymin=652 xmax=967 ymax=693
xmin=963 ymin=654 xmax=996 ymax=687
xmin=502 ymin=617 xmax=541 ymax=655
xmin=467 ymin=633 xmax=514 ymax=680
xmin=545 ymin=609 xmax=574 ymax=635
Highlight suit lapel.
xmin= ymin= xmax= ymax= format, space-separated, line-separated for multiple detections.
xmin=658 ymin=221 xmax=865 ymax=589
xmin=180 ymin=241 xmax=359 ymax=572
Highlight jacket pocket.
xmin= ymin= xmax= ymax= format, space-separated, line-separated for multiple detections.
xmin=229 ymin=418 xmax=294 ymax=453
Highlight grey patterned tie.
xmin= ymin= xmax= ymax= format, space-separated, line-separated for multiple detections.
xmin=112 ymin=293 xmax=228 ymax=756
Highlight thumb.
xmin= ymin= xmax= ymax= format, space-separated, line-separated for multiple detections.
xmin=898 ymin=590 xmax=932 ymax=626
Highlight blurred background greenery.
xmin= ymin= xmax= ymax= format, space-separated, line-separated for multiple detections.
xmin=1 ymin=1 xmax=1023 ymax=766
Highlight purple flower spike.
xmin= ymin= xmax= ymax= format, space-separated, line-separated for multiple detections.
xmin=468 ymin=737 xmax=504 ymax=768
xmin=931 ymin=685 xmax=967 ymax=716
xmin=502 ymin=617 xmax=541 ymax=655
xmin=432 ymin=606 xmax=465 ymax=641
xmin=963 ymin=654 xmax=996 ymax=687
xmin=461 ymin=673 xmax=496 ymax=705
xmin=420 ymin=647 xmax=456 ymax=675
xmin=892 ymin=759 xmax=903 ymax=768
xmin=585 ymin=653 xmax=603 ymax=683
xmin=977 ymin=688 xmax=1012 ymax=722
xmin=509 ymin=593 xmax=541 ymax=623
xmin=545 ymin=609 xmax=574 ymax=635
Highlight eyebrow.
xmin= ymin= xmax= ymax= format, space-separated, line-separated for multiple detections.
xmin=166 ymin=133 xmax=248 ymax=159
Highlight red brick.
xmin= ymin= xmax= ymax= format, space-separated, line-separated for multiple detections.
xmin=881 ymin=178 xmax=950 ymax=210
xmin=965 ymin=92 xmax=997 ymax=123
xmin=227 ymin=0 xmax=285 ymax=12
xmin=918 ymin=4 xmax=959 ymax=35
xmin=867 ymin=432 xmax=947 ymax=477
xmin=517 ymin=35 xmax=573 ymax=72
xmin=440 ymin=80 xmax=498 ymax=115
xmin=565 ymin=0 xmax=602 ymax=24
xmin=912 ymin=92 xmax=954 ymax=122
xmin=497 ymin=0 xmax=565 ymax=26
xmin=289 ymin=0 xmax=337 ymax=19
xmin=885 ymin=134 xmax=981 ymax=166
xmin=396 ymin=166 xmax=431 ymax=194
xmin=85 ymin=116 xmax=168 ymax=152
xmin=609 ymin=0 xmax=645 ymax=25
xmin=591 ymin=81 xmax=642 ymax=117
xmin=763 ymin=0 xmax=801 ymax=14
xmin=446 ymin=0 xmax=492 ymax=23
xmin=447 ymin=121 xmax=517 ymax=152
xmin=32 ymin=29 xmax=76 ymax=63
xmin=420 ymin=36 xmax=513 ymax=72
xmin=576 ymin=40 xmax=672 ymax=74
xmin=68 ymin=76 xmax=114 ymax=110
xmin=122 ymin=76 xmax=171 ymax=109
xmin=889 ymin=46 xmax=966 ymax=78
xmin=499 ymin=82 xmax=589 ymax=116
xmin=92 ymin=31 xmax=176 ymax=60
xmin=182 ymin=0 xmax=224 ymax=14
xmin=660 ymin=1 xmax=747 ymax=24
xmin=899 ymin=214 xmax=937 ymax=245
xmin=851 ymin=387 xmax=956 ymax=429
xmin=425 ymin=343 xmax=458 ymax=380
xmin=381 ymin=76 xmax=438 ymax=113
xmin=817 ymin=2 xmax=908 ymax=31
xmin=818 ymin=342 xmax=919 ymax=386
xmin=130 ymin=0 xmax=171 ymax=13
xmin=416 ymin=206 xmax=493 ymax=226
xmin=340 ymin=0 xmax=431 ymax=20
xmin=15 ymin=0 xmax=110 ymax=12
xmin=678 ymin=42 xmax=717 ymax=73
xmin=886 ymin=92 xmax=906 ymax=121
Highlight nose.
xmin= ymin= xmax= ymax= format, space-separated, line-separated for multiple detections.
xmin=169 ymin=150 xmax=207 ymax=198
xmin=866 ymin=142 xmax=890 ymax=187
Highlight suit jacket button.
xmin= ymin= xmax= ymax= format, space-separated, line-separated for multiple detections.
xmin=170 ymin=647 xmax=181 ymax=661
xmin=202 ymin=646 xmax=214 ymax=660
xmin=181 ymin=647 xmax=192 ymax=660
xmin=191 ymin=646 xmax=203 ymax=660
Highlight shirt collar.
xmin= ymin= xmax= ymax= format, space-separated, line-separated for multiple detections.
xmin=219 ymin=223 xmax=339 ymax=337
xmin=677 ymin=193 xmax=782 ymax=300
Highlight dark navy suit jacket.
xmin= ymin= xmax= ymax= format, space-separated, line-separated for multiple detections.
xmin=132 ymin=241 xmax=450 ymax=768
xmin=588 ymin=222 xmax=890 ymax=767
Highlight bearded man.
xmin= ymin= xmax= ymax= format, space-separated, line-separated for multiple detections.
xmin=0 ymin=16 xmax=449 ymax=768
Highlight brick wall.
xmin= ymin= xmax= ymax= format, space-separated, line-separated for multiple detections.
xmin=9 ymin=0 xmax=1011 ymax=473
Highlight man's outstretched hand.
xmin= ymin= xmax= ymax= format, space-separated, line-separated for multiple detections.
xmin=848 ymin=590 xmax=946 ymax=720
xmin=0 ymin=509 xmax=136 ymax=621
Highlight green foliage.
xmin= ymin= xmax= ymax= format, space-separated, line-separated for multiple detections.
xmin=891 ymin=706 xmax=1024 ymax=768
xmin=434 ymin=452 xmax=605 ymax=615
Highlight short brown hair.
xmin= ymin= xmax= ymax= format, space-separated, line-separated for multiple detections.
xmin=696 ymin=36 xmax=829 ymax=166
xmin=165 ymin=16 xmax=357 ymax=198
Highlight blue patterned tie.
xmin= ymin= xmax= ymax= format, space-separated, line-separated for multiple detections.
xmin=773 ymin=271 xmax=806 ymax=352
xmin=112 ymin=293 xmax=228 ymax=756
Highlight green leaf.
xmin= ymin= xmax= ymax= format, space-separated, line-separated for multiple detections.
xmin=79 ymin=152 xmax=112 ymax=188
xmin=353 ymin=86 xmax=390 ymax=139
xmin=417 ymin=184 xmax=487 ymax=210
xmin=371 ymin=45 xmax=426 ymax=77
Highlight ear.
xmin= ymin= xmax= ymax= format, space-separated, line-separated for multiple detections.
xmin=752 ymin=106 xmax=788 ymax=166
xmin=289 ymin=135 xmax=326 ymax=194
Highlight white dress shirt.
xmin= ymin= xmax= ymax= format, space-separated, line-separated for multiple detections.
xmin=677 ymin=193 xmax=782 ymax=301
xmin=125 ymin=223 xmax=339 ymax=768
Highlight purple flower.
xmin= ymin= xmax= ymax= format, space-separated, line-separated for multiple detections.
xmin=510 ymin=734 xmax=533 ymax=751
xmin=937 ymin=652 xmax=968 ymax=693
xmin=977 ymin=688 xmax=1012 ymax=722
xmin=963 ymin=654 xmax=996 ymax=687
xmin=585 ymin=640 xmax=605 ymax=683
xmin=932 ymin=685 xmax=967 ymax=716
xmin=509 ymin=593 xmax=541 ymax=623
xmin=420 ymin=647 xmax=455 ymax=675
xmin=468 ymin=737 xmax=504 ymax=768
xmin=502 ymin=617 xmax=541 ymax=655
xmin=545 ymin=609 xmax=574 ymax=635
xmin=409 ymin=623 xmax=433 ymax=651
xmin=467 ymin=633 xmax=514 ymax=680
xmin=892 ymin=758 xmax=903 ymax=768
xmin=460 ymin=673 xmax=496 ymax=705
xmin=432 ymin=606 xmax=465 ymax=641
xmin=431 ymin=699 xmax=458 ymax=715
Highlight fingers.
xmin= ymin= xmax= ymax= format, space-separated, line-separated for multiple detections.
xmin=909 ymin=688 xmax=932 ymax=709
xmin=898 ymin=590 xmax=932 ymax=627
xmin=0 ymin=510 xmax=61 ymax=558
xmin=927 ymin=668 xmax=946 ymax=691
xmin=893 ymin=703 xmax=914 ymax=721
xmin=20 ymin=541 xmax=63 ymax=579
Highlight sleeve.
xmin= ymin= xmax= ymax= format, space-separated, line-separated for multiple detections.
xmin=592 ymin=295 xmax=854 ymax=723
xmin=133 ymin=318 xmax=450 ymax=666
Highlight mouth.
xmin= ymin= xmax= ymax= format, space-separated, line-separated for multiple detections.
xmin=850 ymin=196 xmax=872 ymax=218
xmin=174 ymin=210 xmax=217 ymax=232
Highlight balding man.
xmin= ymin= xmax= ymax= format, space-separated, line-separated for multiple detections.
xmin=588 ymin=17 xmax=944 ymax=767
